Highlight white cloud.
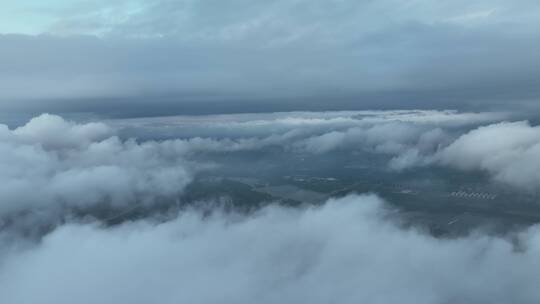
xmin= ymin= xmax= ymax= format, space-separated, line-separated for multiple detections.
xmin=438 ymin=121 xmax=540 ymax=191
xmin=6 ymin=113 xmax=112 ymax=150
xmin=1 ymin=111 xmax=539 ymax=303
xmin=0 ymin=114 xmax=192 ymax=218
xmin=0 ymin=110 xmax=529 ymax=225
xmin=1 ymin=194 xmax=540 ymax=304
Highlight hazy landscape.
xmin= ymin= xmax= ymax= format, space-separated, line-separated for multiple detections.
xmin=2 ymin=1 xmax=540 ymax=303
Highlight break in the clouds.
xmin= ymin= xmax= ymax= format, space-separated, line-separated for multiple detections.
xmin=2 ymin=194 xmax=540 ymax=304
xmin=111 ymin=109 xmax=540 ymax=191
xmin=1 ymin=0 xmax=540 ymax=114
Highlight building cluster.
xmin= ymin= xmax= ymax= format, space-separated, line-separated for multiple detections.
xmin=450 ymin=191 xmax=496 ymax=200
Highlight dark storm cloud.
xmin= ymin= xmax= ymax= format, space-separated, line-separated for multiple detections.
xmin=1 ymin=0 xmax=540 ymax=115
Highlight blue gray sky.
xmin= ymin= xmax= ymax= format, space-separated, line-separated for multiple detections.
xmin=1 ymin=0 xmax=540 ymax=116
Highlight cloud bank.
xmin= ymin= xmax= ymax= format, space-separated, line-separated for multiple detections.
xmin=0 ymin=114 xmax=192 ymax=220
xmin=439 ymin=121 xmax=540 ymax=192
xmin=1 ymin=194 xmax=540 ymax=304
xmin=0 ymin=111 xmax=539 ymax=303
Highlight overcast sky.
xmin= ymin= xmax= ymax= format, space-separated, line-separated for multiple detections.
xmin=1 ymin=0 xmax=540 ymax=116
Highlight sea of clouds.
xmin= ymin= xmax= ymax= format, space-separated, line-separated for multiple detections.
xmin=1 ymin=109 xmax=540 ymax=303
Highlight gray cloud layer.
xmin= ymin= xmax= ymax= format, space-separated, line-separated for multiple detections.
xmin=1 ymin=0 xmax=540 ymax=114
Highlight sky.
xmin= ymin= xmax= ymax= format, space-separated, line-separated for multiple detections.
xmin=1 ymin=0 xmax=540 ymax=116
